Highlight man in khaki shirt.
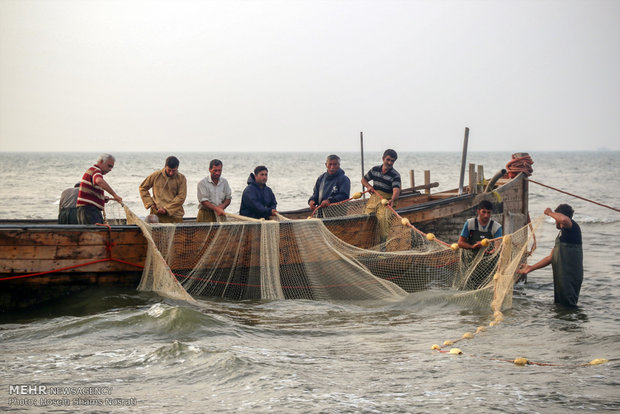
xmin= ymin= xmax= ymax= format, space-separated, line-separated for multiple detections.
xmin=139 ymin=156 xmax=187 ymax=223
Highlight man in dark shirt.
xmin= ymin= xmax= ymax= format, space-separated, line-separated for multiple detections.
xmin=239 ymin=166 xmax=278 ymax=219
xmin=518 ymin=204 xmax=583 ymax=307
xmin=308 ymin=154 xmax=351 ymax=214
xmin=58 ymin=183 xmax=80 ymax=224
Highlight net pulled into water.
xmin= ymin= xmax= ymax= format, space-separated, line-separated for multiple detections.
xmin=116 ymin=200 xmax=541 ymax=312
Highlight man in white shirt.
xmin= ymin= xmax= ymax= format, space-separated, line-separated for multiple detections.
xmin=197 ymin=159 xmax=232 ymax=222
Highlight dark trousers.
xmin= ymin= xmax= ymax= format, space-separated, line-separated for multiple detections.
xmin=58 ymin=207 xmax=78 ymax=224
xmin=77 ymin=205 xmax=104 ymax=225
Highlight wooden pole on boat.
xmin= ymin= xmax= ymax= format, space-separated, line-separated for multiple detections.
xmin=424 ymin=170 xmax=431 ymax=195
xmin=360 ymin=131 xmax=365 ymax=198
xmin=458 ymin=127 xmax=469 ymax=196
xmin=469 ymin=163 xmax=477 ymax=194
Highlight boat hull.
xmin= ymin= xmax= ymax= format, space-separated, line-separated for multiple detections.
xmin=0 ymin=174 xmax=528 ymax=310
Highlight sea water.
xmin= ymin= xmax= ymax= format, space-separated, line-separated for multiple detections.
xmin=0 ymin=151 xmax=619 ymax=413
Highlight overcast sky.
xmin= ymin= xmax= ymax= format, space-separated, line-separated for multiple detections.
xmin=0 ymin=0 xmax=618 ymax=153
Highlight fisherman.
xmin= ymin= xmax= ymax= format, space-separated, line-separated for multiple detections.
xmin=517 ymin=204 xmax=583 ymax=307
xmin=197 ymin=159 xmax=232 ymax=222
xmin=457 ymin=200 xmax=503 ymax=250
xmin=58 ymin=183 xmax=80 ymax=224
xmin=308 ymin=154 xmax=351 ymax=213
xmin=457 ymin=199 xmax=503 ymax=289
xmin=239 ymin=165 xmax=278 ymax=219
xmin=76 ymin=154 xmax=123 ymax=225
xmin=361 ymin=149 xmax=401 ymax=209
xmin=361 ymin=149 xmax=401 ymax=245
xmin=139 ymin=156 xmax=187 ymax=223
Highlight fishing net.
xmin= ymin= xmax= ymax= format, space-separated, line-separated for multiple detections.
xmin=110 ymin=199 xmax=540 ymax=312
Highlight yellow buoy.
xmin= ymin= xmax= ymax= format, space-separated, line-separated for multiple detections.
xmin=476 ymin=326 xmax=486 ymax=333
xmin=352 ymin=192 xmax=362 ymax=199
xmin=513 ymin=357 xmax=529 ymax=366
xmin=462 ymin=332 xmax=474 ymax=339
xmin=489 ymin=320 xmax=498 ymax=327
xmin=431 ymin=344 xmax=440 ymax=350
xmin=401 ymin=218 xmax=410 ymax=226
xmin=481 ymin=238 xmax=490 ymax=247
xmin=426 ymin=233 xmax=435 ymax=241
xmin=588 ymin=358 xmax=609 ymax=366
xmin=449 ymin=348 xmax=463 ymax=355
xmin=450 ymin=243 xmax=459 ymax=251
xmin=443 ymin=340 xmax=453 ymax=346
xmin=381 ymin=198 xmax=389 ymax=206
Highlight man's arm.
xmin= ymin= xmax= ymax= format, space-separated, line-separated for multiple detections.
xmin=545 ymin=208 xmax=572 ymax=229
xmin=457 ymin=221 xmax=478 ymax=250
xmin=388 ymin=187 xmax=401 ymax=207
xmin=95 ymin=176 xmax=122 ymax=203
xmin=517 ymin=250 xmax=553 ymax=275
xmin=138 ymin=173 xmax=155 ymax=209
xmin=200 ymin=199 xmax=227 ymax=216
xmin=458 ymin=235 xmax=482 ymax=250
xmin=361 ymin=177 xmax=374 ymax=193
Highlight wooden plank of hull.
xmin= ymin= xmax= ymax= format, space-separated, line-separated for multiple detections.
xmin=0 ymin=226 xmax=147 ymax=273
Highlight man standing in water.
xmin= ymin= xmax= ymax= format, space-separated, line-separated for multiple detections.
xmin=239 ymin=165 xmax=277 ymax=219
xmin=139 ymin=156 xmax=187 ymax=223
xmin=197 ymin=159 xmax=232 ymax=222
xmin=308 ymin=154 xmax=351 ymax=213
xmin=457 ymin=200 xmax=503 ymax=250
xmin=457 ymin=199 xmax=503 ymax=289
xmin=76 ymin=154 xmax=123 ymax=224
xmin=518 ymin=204 xmax=583 ymax=307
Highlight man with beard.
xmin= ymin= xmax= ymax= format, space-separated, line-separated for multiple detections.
xmin=139 ymin=156 xmax=187 ymax=223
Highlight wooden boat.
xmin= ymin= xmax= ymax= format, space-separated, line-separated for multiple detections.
xmin=0 ymin=172 xmax=528 ymax=311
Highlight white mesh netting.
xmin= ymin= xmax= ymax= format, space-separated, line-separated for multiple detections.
xmin=108 ymin=198 xmax=541 ymax=313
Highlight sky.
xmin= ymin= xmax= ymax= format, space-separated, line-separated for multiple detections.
xmin=0 ymin=0 xmax=618 ymax=153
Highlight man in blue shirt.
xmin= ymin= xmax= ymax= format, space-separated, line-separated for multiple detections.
xmin=308 ymin=154 xmax=351 ymax=213
xmin=457 ymin=200 xmax=503 ymax=290
xmin=458 ymin=200 xmax=503 ymax=250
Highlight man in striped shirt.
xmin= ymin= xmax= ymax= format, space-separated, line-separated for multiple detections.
xmin=76 ymin=154 xmax=123 ymax=225
xmin=362 ymin=149 xmax=401 ymax=209
xmin=361 ymin=149 xmax=401 ymax=243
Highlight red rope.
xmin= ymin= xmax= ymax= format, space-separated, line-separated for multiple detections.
xmin=0 ymin=258 xmax=144 ymax=281
xmin=506 ymin=154 xmax=534 ymax=178
xmin=529 ymin=179 xmax=620 ymax=212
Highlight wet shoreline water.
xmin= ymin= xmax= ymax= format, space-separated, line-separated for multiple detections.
xmin=1 ymin=151 xmax=619 ymax=413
